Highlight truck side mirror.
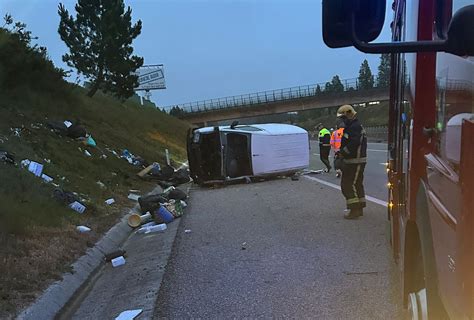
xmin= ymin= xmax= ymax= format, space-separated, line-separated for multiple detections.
xmin=444 ymin=114 xmax=474 ymax=164
xmin=445 ymin=6 xmax=474 ymax=56
xmin=322 ymin=0 xmax=385 ymax=48
xmin=322 ymin=0 xmax=474 ymax=55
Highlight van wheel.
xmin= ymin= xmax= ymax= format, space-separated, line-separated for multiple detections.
xmin=407 ymin=289 xmax=428 ymax=320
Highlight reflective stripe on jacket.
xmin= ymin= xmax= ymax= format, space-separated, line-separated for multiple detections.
xmin=330 ymin=128 xmax=344 ymax=151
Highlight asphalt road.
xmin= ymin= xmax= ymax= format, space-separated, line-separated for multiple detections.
xmin=154 ymin=174 xmax=404 ymax=318
xmin=309 ymin=142 xmax=388 ymax=201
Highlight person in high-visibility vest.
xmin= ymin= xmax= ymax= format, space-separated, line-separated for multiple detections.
xmin=316 ymin=123 xmax=331 ymax=172
xmin=330 ymin=121 xmax=345 ymax=178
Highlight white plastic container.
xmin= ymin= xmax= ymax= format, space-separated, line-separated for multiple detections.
xmin=137 ymin=223 xmax=167 ymax=234
xmin=111 ymin=256 xmax=126 ymax=267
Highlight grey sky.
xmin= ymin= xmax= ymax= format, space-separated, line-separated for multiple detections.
xmin=2 ymin=0 xmax=392 ymax=107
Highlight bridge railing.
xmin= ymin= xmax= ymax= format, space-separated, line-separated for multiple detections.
xmin=165 ymin=77 xmax=388 ymax=115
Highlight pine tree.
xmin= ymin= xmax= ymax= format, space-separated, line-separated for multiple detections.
xmin=357 ymin=59 xmax=374 ymax=90
xmin=376 ymin=53 xmax=390 ymax=87
xmin=330 ymin=75 xmax=344 ymax=92
xmin=58 ymin=0 xmax=143 ymax=99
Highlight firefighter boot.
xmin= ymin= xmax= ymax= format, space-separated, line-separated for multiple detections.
xmin=344 ymin=208 xmax=362 ymax=219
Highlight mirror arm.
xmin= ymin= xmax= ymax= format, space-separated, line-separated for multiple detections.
xmin=350 ymin=14 xmax=446 ymax=53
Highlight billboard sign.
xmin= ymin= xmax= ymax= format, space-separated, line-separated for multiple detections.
xmin=134 ymin=64 xmax=166 ymax=91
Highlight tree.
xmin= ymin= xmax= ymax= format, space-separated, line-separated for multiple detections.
xmin=330 ymin=75 xmax=344 ymax=92
xmin=169 ymin=106 xmax=186 ymax=117
xmin=58 ymin=0 xmax=143 ymax=99
xmin=376 ymin=53 xmax=390 ymax=87
xmin=324 ymin=75 xmax=344 ymax=93
xmin=315 ymin=84 xmax=322 ymax=94
xmin=357 ymin=59 xmax=374 ymax=90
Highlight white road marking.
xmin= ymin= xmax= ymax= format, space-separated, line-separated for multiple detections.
xmin=367 ymin=149 xmax=387 ymax=152
xmin=302 ymin=175 xmax=388 ymax=207
xmin=313 ymin=153 xmax=320 ymax=156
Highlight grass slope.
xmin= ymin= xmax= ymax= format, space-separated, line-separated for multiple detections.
xmin=0 ymin=79 xmax=189 ymax=317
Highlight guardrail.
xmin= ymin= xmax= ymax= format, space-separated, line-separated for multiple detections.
xmin=165 ymin=78 xmax=388 ymax=114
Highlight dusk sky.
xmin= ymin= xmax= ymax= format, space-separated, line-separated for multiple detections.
xmin=2 ymin=0 xmax=392 ymax=108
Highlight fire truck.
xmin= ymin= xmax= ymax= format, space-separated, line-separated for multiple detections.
xmin=322 ymin=1 xmax=473 ymax=319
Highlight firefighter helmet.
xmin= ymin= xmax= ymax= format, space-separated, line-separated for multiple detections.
xmin=337 ymin=104 xmax=357 ymax=118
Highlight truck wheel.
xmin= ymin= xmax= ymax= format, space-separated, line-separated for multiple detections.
xmin=407 ymin=288 xmax=428 ymax=320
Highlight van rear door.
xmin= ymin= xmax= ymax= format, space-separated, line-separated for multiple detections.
xmin=187 ymin=128 xmax=223 ymax=183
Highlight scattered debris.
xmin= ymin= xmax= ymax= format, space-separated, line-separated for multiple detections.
xmin=84 ymin=150 xmax=92 ymax=157
xmin=301 ymin=169 xmax=324 ymax=175
xmin=111 ymin=256 xmax=126 ymax=267
xmin=115 ymin=309 xmax=143 ymax=320
xmin=127 ymin=193 xmax=140 ymax=201
xmin=138 ymin=194 xmax=167 ymax=214
xmin=105 ymin=249 xmax=126 ymax=262
xmin=155 ymin=205 xmax=174 ymax=223
xmin=86 ymin=135 xmax=96 ymax=147
xmin=184 ymin=229 xmax=192 ymax=233
xmin=128 ymin=212 xmax=152 ymax=228
xmin=291 ymin=175 xmax=299 ymax=181
xmin=76 ymin=226 xmax=91 ymax=233
xmin=0 ymin=134 xmax=8 ymax=143
xmin=96 ymin=181 xmax=106 ymax=189
xmin=41 ymin=174 xmax=53 ymax=183
xmin=140 ymin=221 xmax=156 ymax=228
xmin=241 ymin=242 xmax=247 ymax=250
xmin=10 ymin=127 xmax=22 ymax=137
xmin=53 ymin=189 xmax=79 ymax=205
xmin=121 ymin=149 xmax=145 ymax=166
xmin=168 ymin=188 xmax=187 ymax=201
xmin=105 ymin=198 xmax=115 ymax=205
xmin=137 ymin=162 xmax=160 ymax=178
xmin=180 ymin=200 xmax=188 ymax=208
xmin=21 ymin=160 xmax=44 ymax=177
xmin=64 ymin=120 xmax=73 ymax=128
xmin=0 ymin=151 xmax=15 ymax=165
xmin=164 ymin=201 xmax=184 ymax=218
xmin=69 ymin=201 xmax=87 ymax=214
xmin=137 ymin=223 xmax=167 ymax=234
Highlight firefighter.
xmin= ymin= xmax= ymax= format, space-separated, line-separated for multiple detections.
xmin=336 ymin=105 xmax=367 ymax=219
xmin=330 ymin=119 xmax=345 ymax=178
xmin=316 ymin=123 xmax=331 ymax=172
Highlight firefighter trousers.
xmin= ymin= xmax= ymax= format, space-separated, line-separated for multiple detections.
xmin=320 ymin=146 xmax=331 ymax=171
xmin=341 ymin=163 xmax=366 ymax=209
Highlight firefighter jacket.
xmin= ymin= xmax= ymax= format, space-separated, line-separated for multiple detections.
xmin=330 ymin=128 xmax=344 ymax=151
xmin=340 ymin=118 xmax=367 ymax=164
xmin=318 ymin=128 xmax=331 ymax=147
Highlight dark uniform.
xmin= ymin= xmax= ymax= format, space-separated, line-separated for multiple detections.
xmin=340 ymin=118 xmax=367 ymax=211
xmin=318 ymin=127 xmax=331 ymax=172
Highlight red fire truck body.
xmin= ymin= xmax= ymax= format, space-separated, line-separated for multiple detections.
xmin=387 ymin=1 xmax=473 ymax=319
xmin=323 ymin=0 xmax=473 ymax=318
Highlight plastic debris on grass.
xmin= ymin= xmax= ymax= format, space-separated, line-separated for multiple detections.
xmin=76 ymin=226 xmax=91 ymax=233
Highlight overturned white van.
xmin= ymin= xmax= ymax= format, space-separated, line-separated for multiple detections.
xmin=187 ymin=123 xmax=310 ymax=184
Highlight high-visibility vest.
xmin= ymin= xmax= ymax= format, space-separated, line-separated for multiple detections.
xmin=330 ymin=128 xmax=344 ymax=151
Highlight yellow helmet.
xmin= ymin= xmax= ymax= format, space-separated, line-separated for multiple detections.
xmin=337 ymin=104 xmax=357 ymax=118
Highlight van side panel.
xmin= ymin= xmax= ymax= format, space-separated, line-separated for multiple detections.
xmin=251 ymin=133 xmax=309 ymax=175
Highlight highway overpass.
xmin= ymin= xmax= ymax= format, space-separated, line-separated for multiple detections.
xmin=164 ymin=78 xmax=389 ymax=125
